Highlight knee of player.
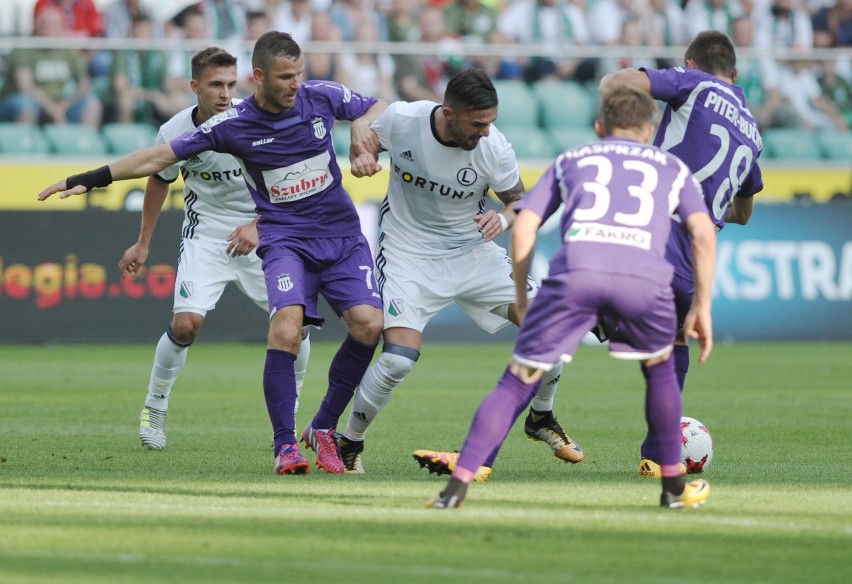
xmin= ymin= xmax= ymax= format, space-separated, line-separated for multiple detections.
xmin=267 ymin=319 xmax=303 ymax=352
xmin=508 ymin=359 xmax=545 ymax=384
xmin=642 ymin=348 xmax=673 ymax=368
xmin=376 ymin=344 xmax=420 ymax=386
xmin=170 ymin=313 xmax=203 ymax=344
xmin=347 ymin=310 xmax=384 ymax=345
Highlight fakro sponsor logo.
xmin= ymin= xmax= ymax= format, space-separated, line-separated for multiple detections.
xmin=566 ymin=222 xmax=652 ymax=250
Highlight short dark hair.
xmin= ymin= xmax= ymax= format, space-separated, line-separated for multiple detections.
xmin=252 ymin=31 xmax=302 ymax=72
xmin=598 ymin=85 xmax=656 ymax=136
xmin=685 ymin=30 xmax=737 ymax=78
xmin=191 ymin=47 xmax=238 ymax=80
xmin=443 ymin=68 xmax=498 ymax=111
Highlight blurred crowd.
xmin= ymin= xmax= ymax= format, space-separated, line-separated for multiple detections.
xmin=0 ymin=0 xmax=849 ymax=132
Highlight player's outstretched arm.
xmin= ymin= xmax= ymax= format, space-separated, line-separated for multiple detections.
xmin=38 ymin=143 xmax=180 ymax=201
xmin=684 ymin=211 xmax=717 ymax=363
xmin=119 ymin=176 xmax=170 ymax=277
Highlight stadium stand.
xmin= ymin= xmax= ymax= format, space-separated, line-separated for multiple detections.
xmin=761 ymin=128 xmax=825 ymax=161
xmin=42 ymin=123 xmax=108 ymax=156
xmin=548 ymin=127 xmax=599 ymax=152
xmin=0 ymin=122 xmax=49 ymax=154
xmin=534 ymin=81 xmax=598 ymax=130
xmin=492 ymin=80 xmax=539 ymax=129
xmin=816 ymin=130 xmax=852 ymax=161
xmin=501 ymin=126 xmax=557 ymax=160
xmin=101 ymin=123 xmax=159 ymax=155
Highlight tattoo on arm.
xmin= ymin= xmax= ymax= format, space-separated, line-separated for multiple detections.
xmin=495 ymin=179 xmax=525 ymax=205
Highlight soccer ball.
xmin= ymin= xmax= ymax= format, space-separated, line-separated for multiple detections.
xmin=680 ymin=417 xmax=714 ymax=473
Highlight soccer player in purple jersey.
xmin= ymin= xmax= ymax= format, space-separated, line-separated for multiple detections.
xmin=117 ymin=47 xmax=312 ymax=452
xmin=37 ymin=32 xmax=387 ymax=476
xmin=600 ymin=30 xmax=763 ymax=478
xmin=427 ymin=85 xmax=718 ymax=509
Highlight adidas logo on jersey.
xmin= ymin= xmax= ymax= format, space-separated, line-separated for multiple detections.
xmin=399 ymin=150 xmax=413 ymax=161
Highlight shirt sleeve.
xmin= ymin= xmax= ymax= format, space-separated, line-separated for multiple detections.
xmin=370 ymin=101 xmax=397 ymax=152
xmin=737 ymin=161 xmax=763 ymax=199
xmin=643 ymin=67 xmax=684 ymax=104
xmin=482 ymin=126 xmax=520 ymax=194
xmin=170 ymin=127 xmax=214 ymax=162
xmin=328 ymin=82 xmax=379 ymax=123
xmin=516 ymin=162 xmax=562 ymax=223
xmin=154 ymin=126 xmax=181 ymax=183
xmin=169 ymin=108 xmax=238 ymax=161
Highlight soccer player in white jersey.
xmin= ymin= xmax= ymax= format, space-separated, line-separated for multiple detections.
xmin=336 ymin=69 xmax=585 ymax=477
xmin=118 ymin=47 xmax=311 ymax=450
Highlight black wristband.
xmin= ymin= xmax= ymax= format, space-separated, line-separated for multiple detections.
xmin=66 ymin=165 xmax=113 ymax=192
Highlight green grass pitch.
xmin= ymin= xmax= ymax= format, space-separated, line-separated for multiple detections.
xmin=1 ymin=341 xmax=850 ymax=583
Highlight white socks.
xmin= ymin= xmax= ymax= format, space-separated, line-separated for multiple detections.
xmin=144 ymin=330 xmax=311 ymax=413
xmin=145 ymin=332 xmax=189 ymax=411
xmin=293 ymin=332 xmax=311 ymax=412
xmin=530 ymin=361 xmax=563 ymax=412
xmin=343 ymin=351 xmax=415 ymax=441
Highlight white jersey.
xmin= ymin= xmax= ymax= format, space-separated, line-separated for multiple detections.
xmin=156 ymin=100 xmax=255 ymax=242
xmin=372 ymin=100 xmax=520 ymax=258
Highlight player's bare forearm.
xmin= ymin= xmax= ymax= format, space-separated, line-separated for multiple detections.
xmin=350 ymin=100 xmax=388 ymax=160
xmin=599 ymin=68 xmax=651 ymax=94
xmin=725 ymin=195 xmax=753 ymax=225
xmin=38 ymin=144 xmax=179 ymax=201
xmin=473 ymin=178 xmax=525 ymax=239
xmin=511 ymin=210 xmax=541 ymax=315
xmin=495 ymin=179 xmax=524 ymax=206
xmin=688 ymin=215 xmax=716 ymax=308
xmin=119 ymin=176 xmax=170 ymax=277
xmin=475 ymin=183 xmax=523 ymax=240
xmin=111 ymin=144 xmax=180 ymax=180
xmin=359 ymin=100 xmax=388 ymax=127
xmin=349 ymin=103 xmax=387 ymax=178
xmin=137 ymin=176 xmax=170 ymax=246
xmin=685 ymin=212 xmax=717 ymax=362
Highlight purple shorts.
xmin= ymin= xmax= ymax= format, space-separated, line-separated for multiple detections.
xmin=258 ymin=234 xmax=382 ymax=327
xmin=513 ymin=270 xmax=677 ymax=367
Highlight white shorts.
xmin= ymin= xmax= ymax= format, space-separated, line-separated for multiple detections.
xmin=377 ymin=240 xmax=539 ymax=334
xmin=172 ymin=238 xmax=267 ymax=316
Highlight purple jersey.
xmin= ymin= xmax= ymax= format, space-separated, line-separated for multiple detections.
xmin=518 ymin=137 xmax=707 ymax=284
xmin=170 ymin=81 xmax=377 ymax=240
xmin=643 ymin=66 xmax=764 ymax=278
